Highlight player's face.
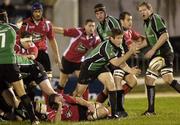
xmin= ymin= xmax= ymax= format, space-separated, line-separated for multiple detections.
xmin=21 ymin=41 xmax=33 ymax=49
xmin=32 ymin=9 xmax=43 ymax=21
xmin=121 ymin=15 xmax=132 ymax=29
xmin=111 ymin=34 xmax=124 ymax=47
xmin=85 ymin=22 xmax=96 ymax=35
xmin=0 ymin=11 xmax=8 ymax=23
xmin=95 ymin=11 xmax=106 ymax=22
xmin=138 ymin=5 xmax=152 ymax=20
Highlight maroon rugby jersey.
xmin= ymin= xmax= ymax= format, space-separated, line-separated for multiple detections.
xmin=124 ymin=29 xmax=140 ymax=47
xmin=15 ymin=38 xmax=38 ymax=59
xmin=19 ymin=17 xmax=55 ymax=51
xmin=63 ymin=28 xmax=100 ymax=63
xmin=48 ymin=94 xmax=83 ymax=121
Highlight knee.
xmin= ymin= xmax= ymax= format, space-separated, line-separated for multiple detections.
xmin=162 ymin=74 xmax=174 ymax=84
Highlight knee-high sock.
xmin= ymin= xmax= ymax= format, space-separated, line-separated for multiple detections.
xmin=146 ymin=85 xmax=155 ymax=112
xmin=108 ymin=91 xmax=117 ymax=116
xmin=116 ymin=90 xmax=125 ymax=112
xmin=20 ymin=95 xmax=37 ymax=122
xmin=123 ymin=83 xmax=132 ymax=94
xmin=170 ymin=80 xmax=180 ymax=93
xmin=96 ymin=92 xmax=108 ymax=103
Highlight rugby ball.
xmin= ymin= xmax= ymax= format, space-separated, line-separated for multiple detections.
xmin=149 ymin=57 xmax=165 ymax=71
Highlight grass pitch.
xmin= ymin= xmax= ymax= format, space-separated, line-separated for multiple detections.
xmin=2 ymin=96 xmax=180 ymax=125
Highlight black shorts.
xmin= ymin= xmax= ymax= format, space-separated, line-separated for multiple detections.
xmin=61 ymin=56 xmax=81 ymax=74
xmin=78 ymin=62 xmax=110 ymax=85
xmin=20 ymin=61 xmax=48 ymax=85
xmin=36 ymin=50 xmax=51 ymax=72
xmin=0 ymin=64 xmax=22 ymax=84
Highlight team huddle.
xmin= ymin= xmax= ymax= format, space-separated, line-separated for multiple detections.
xmin=0 ymin=1 xmax=180 ymax=125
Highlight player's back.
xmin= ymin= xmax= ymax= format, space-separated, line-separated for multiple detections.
xmin=0 ymin=23 xmax=16 ymax=64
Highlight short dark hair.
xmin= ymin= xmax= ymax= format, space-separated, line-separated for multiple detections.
xmin=94 ymin=3 xmax=106 ymax=13
xmin=110 ymin=28 xmax=123 ymax=38
xmin=137 ymin=1 xmax=152 ymax=11
xmin=85 ymin=19 xmax=95 ymax=25
xmin=21 ymin=31 xmax=32 ymax=38
xmin=119 ymin=11 xmax=131 ymax=20
xmin=0 ymin=9 xmax=8 ymax=23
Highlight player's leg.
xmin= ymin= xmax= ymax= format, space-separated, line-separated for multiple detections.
xmin=113 ymin=69 xmax=128 ymax=117
xmin=123 ymin=74 xmax=137 ymax=94
xmin=58 ymin=57 xmax=79 ymax=92
xmin=161 ymin=69 xmax=180 ymax=92
xmin=7 ymin=64 xmax=39 ymax=124
xmin=160 ymin=55 xmax=180 ymax=92
xmin=142 ymin=69 xmax=157 ymax=116
xmin=96 ymin=88 xmax=108 ymax=103
xmin=98 ymin=72 xmax=118 ymax=118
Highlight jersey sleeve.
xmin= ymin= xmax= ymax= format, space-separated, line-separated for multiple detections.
xmin=46 ymin=21 xmax=55 ymax=40
xmin=63 ymin=94 xmax=77 ymax=104
xmin=153 ymin=14 xmax=167 ymax=35
xmin=93 ymin=36 xmax=101 ymax=48
xmin=131 ymin=30 xmax=141 ymax=40
xmin=64 ymin=28 xmax=81 ymax=37
xmin=101 ymin=42 xmax=116 ymax=60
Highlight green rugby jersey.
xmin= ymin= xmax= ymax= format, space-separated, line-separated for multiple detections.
xmin=84 ymin=40 xmax=123 ymax=71
xmin=0 ymin=23 xmax=16 ymax=64
xmin=97 ymin=16 xmax=122 ymax=41
xmin=15 ymin=55 xmax=34 ymax=65
xmin=144 ymin=13 xmax=173 ymax=56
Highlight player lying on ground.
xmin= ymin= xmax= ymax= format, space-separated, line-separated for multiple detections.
xmin=47 ymin=93 xmax=109 ymax=122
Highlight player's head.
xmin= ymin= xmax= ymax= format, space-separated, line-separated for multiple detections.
xmin=87 ymin=103 xmax=110 ymax=121
xmin=20 ymin=31 xmax=33 ymax=49
xmin=31 ymin=2 xmax=43 ymax=21
xmin=0 ymin=9 xmax=8 ymax=23
xmin=137 ymin=1 xmax=153 ymax=20
xmin=84 ymin=19 xmax=96 ymax=35
xmin=94 ymin=3 xmax=107 ymax=22
xmin=110 ymin=28 xmax=124 ymax=47
xmin=119 ymin=11 xmax=132 ymax=30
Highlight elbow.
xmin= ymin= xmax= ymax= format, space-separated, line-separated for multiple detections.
xmin=163 ymin=33 xmax=169 ymax=41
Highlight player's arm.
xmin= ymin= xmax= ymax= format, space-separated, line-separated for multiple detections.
xmin=53 ymin=26 xmax=80 ymax=37
xmin=151 ymin=32 xmax=169 ymax=52
xmin=53 ymin=26 xmax=64 ymax=34
xmin=49 ymin=38 xmax=61 ymax=65
xmin=75 ymin=97 xmax=95 ymax=112
xmin=48 ymin=23 xmax=61 ymax=68
xmin=110 ymin=45 xmax=139 ymax=67
xmin=119 ymin=62 xmax=141 ymax=76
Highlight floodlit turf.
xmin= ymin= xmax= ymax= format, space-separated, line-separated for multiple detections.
xmin=2 ymin=96 xmax=180 ymax=125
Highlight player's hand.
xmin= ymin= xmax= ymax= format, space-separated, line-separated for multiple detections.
xmin=55 ymin=94 xmax=65 ymax=103
xmin=129 ymin=43 xmax=140 ymax=55
xmin=26 ymin=55 xmax=36 ymax=60
xmin=145 ymin=49 xmax=155 ymax=59
xmin=87 ymin=103 xmax=96 ymax=113
xmin=130 ymin=66 xmax=141 ymax=76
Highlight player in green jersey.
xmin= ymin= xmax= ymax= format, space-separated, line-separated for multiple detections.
xmin=73 ymin=28 xmax=139 ymax=118
xmin=94 ymin=3 xmax=122 ymax=42
xmin=137 ymin=2 xmax=180 ymax=116
xmin=0 ymin=9 xmax=40 ymax=125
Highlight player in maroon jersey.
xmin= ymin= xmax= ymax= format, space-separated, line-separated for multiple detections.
xmin=18 ymin=2 xmax=61 ymax=79
xmin=15 ymin=31 xmax=38 ymax=60
xmin=47 ymin=93 xmax=109 ymax=122
xmin=53 ymin=19 xmax=100 ymax=95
